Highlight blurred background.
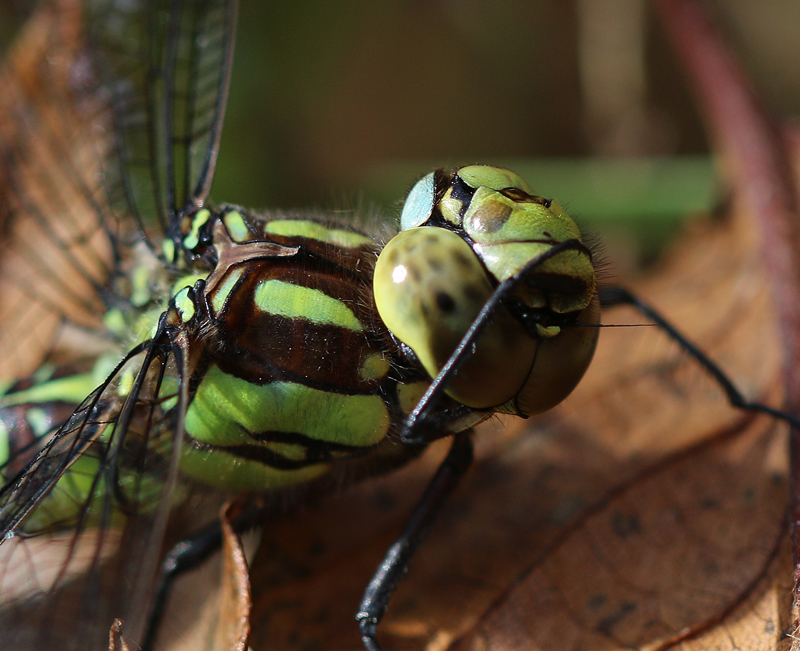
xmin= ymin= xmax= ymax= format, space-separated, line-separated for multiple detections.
xmin=213 ymin=0 xmax=800 ymax=271
xmin=3 ymin=0 xmax=799 ymax=270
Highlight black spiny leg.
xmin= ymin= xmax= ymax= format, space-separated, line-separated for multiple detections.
xmin=141 ymin=520 xmax=223 ymax=651
xmin=599 ymin=285 xmax=800 ymax=428
xmin=357 ymin=431 xmax=474 ymax=651
xmin=141 ymin=499 xmax=269 ymax=651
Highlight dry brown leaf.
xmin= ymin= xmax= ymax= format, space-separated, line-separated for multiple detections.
xmin=156 ymin=501 xmax=257 ymax=651
xmin=3 ymin=3 xmax=794 ymax=651
xmin=0 ymin=0 xmax=114 ymax=381
xmin=107 ymin=619 xmax=131 ymax=651
xmin=214 ymin=502 xmax=252 ymax=651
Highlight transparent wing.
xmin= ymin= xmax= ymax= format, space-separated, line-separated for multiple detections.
xmin=0 ymin=340 xmax=189 ymax=650
xmin=87 ymin=0 xmax=237 ymax=247
xmin=0 ymin=0 xmax=238 ymax=648
xmin=0 ymin=2 xmax=119 ymax=382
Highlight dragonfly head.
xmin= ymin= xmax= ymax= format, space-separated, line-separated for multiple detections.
xmin=374 ymin=165 xmax=599 ymax=418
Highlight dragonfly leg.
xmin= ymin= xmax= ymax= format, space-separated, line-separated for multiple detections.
xmin=357 ymin=431 xmax=474 ymax=651
xmin=599 ymin=285 xmax=800 ymax=428
xmin=141 ymin=495 xmax=274 ymax=649
xmin=141 ymin=519 xmax=223 ymax=651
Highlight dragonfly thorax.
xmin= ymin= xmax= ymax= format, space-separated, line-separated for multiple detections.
xmin=163 ymin=212 xmax=434 ymax=492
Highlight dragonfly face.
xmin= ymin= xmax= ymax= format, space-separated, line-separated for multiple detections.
xmin=0 ymin=1 xmax=600 ymax=648
xmin=375 ymin=166 xmax=598 ymax=415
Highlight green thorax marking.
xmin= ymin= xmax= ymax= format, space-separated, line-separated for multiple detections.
xmin=172 ymin=212 xmax=445 ymax=492
xmin=186 ymin=364 xmax=390 ymax=447
xmin=182 ymin=208 xmax=212 ymax=250
xmin=253 ymin=279 xmax=364 ymax=331
xmin=264 ymin=219 xmax=373 ymax=249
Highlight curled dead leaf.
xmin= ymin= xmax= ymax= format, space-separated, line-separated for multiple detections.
xmin=215 ymin=501 xmax=252 ymax=651
xmin=108 ymin=619 xmax=130 ymax=651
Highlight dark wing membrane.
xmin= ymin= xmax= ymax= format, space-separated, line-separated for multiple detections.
xmin=87 ymin=0 xmax=237 ymax=247
xmin=0 ymin=3 xmax=120 ymax=381
xmin=0 ymin=341 xmax=188 ymax=651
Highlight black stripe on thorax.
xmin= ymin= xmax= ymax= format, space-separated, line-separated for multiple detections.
xmin=187 ymin=429 xmax=379 ymax=471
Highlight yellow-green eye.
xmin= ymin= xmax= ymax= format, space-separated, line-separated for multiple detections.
xmin=374 ymin=227 xmax=538 ymax=409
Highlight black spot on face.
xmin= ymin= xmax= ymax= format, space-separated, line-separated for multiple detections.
xmin=454 ymin=251 xmax=475 ymax=269
xmin=463 ymin=284 xmax=485 ymax=304
xmin=500 ymin=187 xmax=552 ymax=207
xmin=435 ymin=291 xmax=456 ymax=314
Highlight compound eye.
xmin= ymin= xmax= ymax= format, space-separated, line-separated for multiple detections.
xmin=374 ymin=227 xmax=538 ymax=409
xmin=400 ymin=172 xmax=435 ymax=231
xmin=374 ymin=228 xmax=491 ymax=380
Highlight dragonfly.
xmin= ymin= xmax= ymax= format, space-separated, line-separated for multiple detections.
xmin=0 ymin=1 xmax=796 ymax=650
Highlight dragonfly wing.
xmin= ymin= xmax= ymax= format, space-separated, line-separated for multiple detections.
xmin=0 ymin=3 xmax=119 ymax=381
xmin=0 ymin=337 xmax=189 ymax=650
xmin=88 ymin=0 xmax=238 ymax=245
xmin=0 ymin=0 xmax=238 ymax=648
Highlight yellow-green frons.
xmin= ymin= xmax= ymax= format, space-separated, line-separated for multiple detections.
xmin=474 ymin=242 xmax=595 ymax=313
xmin=463 ymin=192 xmax=580 ymax=246
xmin=457 ymin=165 xmax=533 ymax=194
